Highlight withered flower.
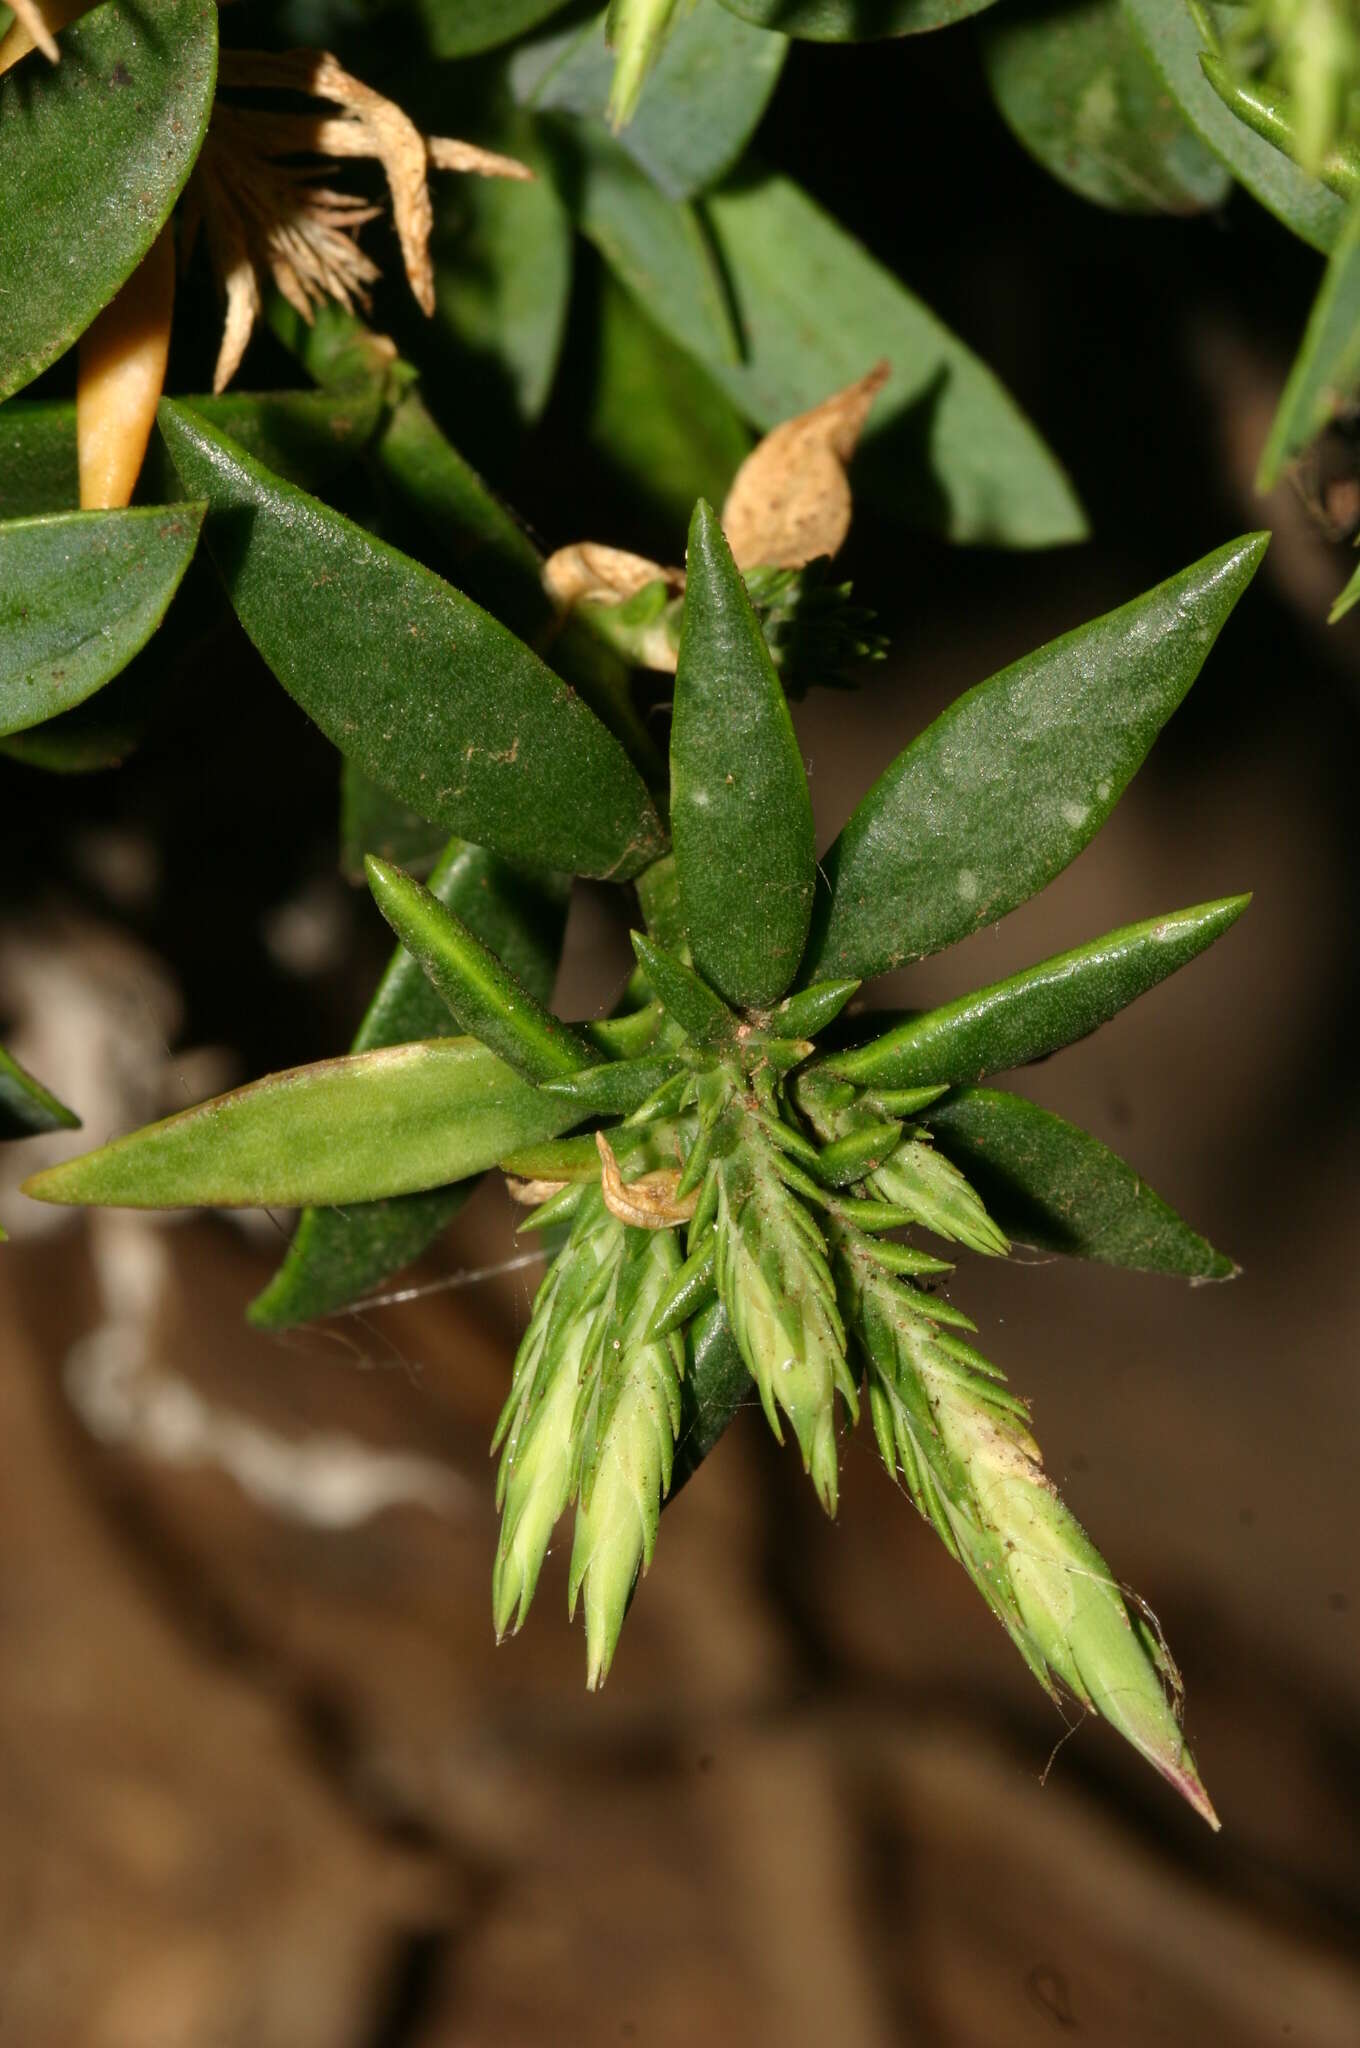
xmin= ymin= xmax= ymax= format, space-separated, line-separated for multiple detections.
xmin=184 ymin=49 xmax=532 ymax=393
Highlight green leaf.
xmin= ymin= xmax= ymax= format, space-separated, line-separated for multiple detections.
xmin=0 ymin=400 xmax=78 ymax=516
xmin=585 ymin=266 xmax=753 ymax=533
xmin=0 ymin=390 xmax=382 ymax=519
xmin=718 ymin=0 xmax=999 ymax=32
xmin=1120 ymin=0 xmax=1346 ymax=251
xmin=540 ymin=1053 xmax=683 ymax=1117
xmin=515 ymin=1 xmax=786 ymax=200
xmin=158 ymin=401 xmax=664 ymax=880
xmin=416 ymin=0 xmax=572 ymax=57
xmin=24 ymin=1038 xmax=578 ymax=1212
xmin=825 ymin=897 xmax=1249 ymax=1088
xmin=365 ymin=857 xmax=596 ymax=1082
xmin=695 ymin=170 xmax=1087 ymax=546
xmin=922 ymin=1087 xmax=1234 ymax=1277
xmin=339 ymin=760 xmax=447 ymax=884
xmin=429 ymin=107 xmax=573 ymax=422
xmin=806 ymin=534 xmax=1267 ymax=983
xmin=670 ymin=501 xmax=815 ymax=1007
xmin=1258 ymin=194 xmax=1360 ymax=489
xmin=0 ymin=504 xmax=203 ymax=738
xmin=631 ymin=931 xmax=737 ymax=1042
xmin=547 ymin=117 xmax=744 ymax=365
xmin=1 ymin=1044 xmax=79 ymax=1139
xmin=0 ymin=0 xmax=218 ymax=402
xmin=249 ymin=840 xmax=570 ymax=1330
xmin=1329 ymin=551 xmax=1360 ymax=623
xmin=368 ymin=388 xmax=551 ymax=629
xmin=982 ymin=0 xmax=1230 ymax=215
xmin=671 ymin=1296 xmax=748 ymax=1489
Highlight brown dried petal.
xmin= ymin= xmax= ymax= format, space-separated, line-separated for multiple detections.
xmin=505 ymin=1176 xmax=570 ymax=1208
xmin=542 ymin=542 xmax=683 ymax=610
xmin=595 ymin=1132 xmax=697 ymax=1230
xmin=721 ymin=361 xmax=891 ymax=571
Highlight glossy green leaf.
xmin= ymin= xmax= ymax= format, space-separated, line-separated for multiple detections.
xmin=249 ymin=840 xmax=570 ymax=1329
xmin=697 ymin=171 xmax=1087 ymax=546
xmin=671 ymin=501 xmax=815 ymax=1006
xmin=718 ymin=0 xmax=998 ymax=32
xmin=416 ymin=0 xmax=572 ymax=56
xmin=366 ymin=856 xmax=596 ymax=1082
xmin=806 ymin=534 xmax=1267 ymax=983
xmin=1 ymin=1044 xmax=79 ymax=1140
xmin=631 ymin=932 xmax=736 ymax=1042
xmin=0 ymin=390 xmax=382 ymax=519
xmin=515 ymin=1 xmax=786 ymax=200
xmin=586 ymin=267 xmax=753 ymax=533
xmin=549 ymin=118 xmax=744 ymax=365
xmin=825 ymin=897 xmax=1249 ymax=1088
xmin=540 ymin=1053 xmax=681 ymax=1116
xmin=1258 ymin=194 xmax=1360 ymax=489
xmin=1120 ymin=0 xmax=1345 ymax=251
xmin=429 ymin=108 xmax=572 ymax=422
xmin=671 ymin=1297 xmax=750 ymax=1491
xmin=158 ymin=402 xmax=664 ymax=880
xmin=24 ymin=1039 xmax=578 ymax=1212
xmin=374 ymin=387 xmax=549 ymax=626
xmin=0 ymin=504 xmax=204 ymax=738
xmin=0 ymin=0 xmax=218 ymax=401
xmin=923 ymin=1087 xmax=1234 ymax=1278
xmin=339 ymin=760 xmax=447 ymax=884
xmin=982 ymin=0 xmax=1230 ymax=215
xmin=0 ymin=401 xmax=78 ymax=516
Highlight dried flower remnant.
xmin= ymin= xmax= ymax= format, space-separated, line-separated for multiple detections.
xmin=0 ymin=0 xmax=82 ymax=71
xmin=185 ymin=49 xmax=532 ymax=392
xmin=721 ymin=362 xmax=891 ymax=572
xmin=541 ymin=368 xmax=891 ymax=675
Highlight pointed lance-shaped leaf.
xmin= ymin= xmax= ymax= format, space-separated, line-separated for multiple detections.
xmin=671 ymin=500 xmax=816 ymax=1007
xmin=0 ymin=0 xmax=218 ymax=404
xmin=157 ymin=402 xmax=665 ymax=880
xmin=23 ymin=1041 xmax=576 ymax=1213
xmin=923 ymin=1087 xmax=1234 ymax=1279
xmin=249 ymin=843 xmax=569 ymax=1330
xmin=539 ymin=1054 xmax=683 ymax=1118
xmin=630 ymin=931 xmax=737 ymax=1044
xmin=771 ymin=978 xmax=860 ymax=1039
xmin=671 ymin=1298 xmax=750 ymax=1492
xmin=1258 ymin=193 xmax=1360 ymax=491
xmin=0 ymin=504 xmax=204 ymax=738
xmin=805 ymin=535 xmax=1268 ymax=983
xmin=1 ymin=1043 xmax=79 ymax=1141
xmin=364 ymin=856 xmax=596 ymax=1084
xmin=825 ymin=897 xmax=1249 ymax=1091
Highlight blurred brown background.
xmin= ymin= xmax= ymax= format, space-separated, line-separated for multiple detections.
xmin=2 ymin=23 xmax=1358 ymax=2046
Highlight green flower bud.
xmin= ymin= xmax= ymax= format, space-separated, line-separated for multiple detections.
xmin=870 ymin=1135 xmax=1009 ymax=1257
xmin=715 ymin=1135 xmax=857 ymax=1515
xmin=492 ymin=1192 xmax=623 ymax=1639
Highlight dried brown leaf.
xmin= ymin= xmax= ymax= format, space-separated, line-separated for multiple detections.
xmin=595 ymin=1132 xmax=696 ymax=1230
xmin=721 ymin=361 xmax=890 ymax=571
